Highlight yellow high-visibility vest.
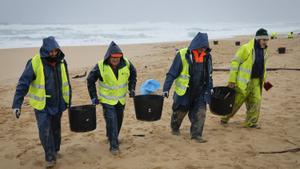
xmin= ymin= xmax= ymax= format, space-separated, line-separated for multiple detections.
xmin=28 ymin=54 xmax=70 ymax=110
xmin=97 ymin=57 xmax=130 ymax=105
xmin=174 ymin=48 xmax=190 ymax=96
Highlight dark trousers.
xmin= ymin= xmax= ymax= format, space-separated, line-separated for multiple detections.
xmin=171 ymin=97 xmax=207 ymax=138
xmin=102 ymin=103 xmax=125 ymax=150
xmin=34 ymin=110 xmax=62 ymax=162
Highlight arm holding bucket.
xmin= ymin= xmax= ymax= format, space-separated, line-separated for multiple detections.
xmin=128 ymin=61 xmax=137 ymax=97
xmin=87 ymin=64 xmax=101 ymax=104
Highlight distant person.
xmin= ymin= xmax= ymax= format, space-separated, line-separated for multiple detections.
xmin=12 ymin=36 xmax=71 ymax=168
xmin=87 ymin=41 xmax=137 ymax=155
xmin=288 ymin=32 xmax=294 ymax=39
xmin=221 ymin=28 xmax=269 ymax=128
xmin=271 ymin=32 xmax=278 ymax=39
xmin=162 ymin=32 xmax=213 ymax=143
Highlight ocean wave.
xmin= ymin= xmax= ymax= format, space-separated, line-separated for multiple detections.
xmin=0 ymin=22 xmax=299 ymax=49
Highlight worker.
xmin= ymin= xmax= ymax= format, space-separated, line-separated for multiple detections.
xmin=162 ymin=32 xmax=213 ymax=143
xmin=288 ymin=32 xmax=294 ymax=39
xmin=271 ymin=32 xmax=278 ymax=39
xmin=12 ymin=36 xmax=71 ymax=168
xmin=87 ymin=41 xmax=137 ymax=155
xmin=221 ymin=28 xmax=269 ymax=128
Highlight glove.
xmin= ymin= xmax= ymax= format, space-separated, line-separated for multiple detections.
xmin=204 ymin=90 xmax=213 ymax=104
xmin=162 ymin=91 xmax=169 ymax=98
xmin=129 ymin=90 xmax=135 ymax=98
xmin=13 ymin=108 xmax=21 ymax=119
xmin=91 ymin=98 xmax=99 ymax=105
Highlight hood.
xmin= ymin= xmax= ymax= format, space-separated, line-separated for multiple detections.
xmin=188 ymin=32 xmax=209 ymax=51
xmin=39 ymin=36 xmax=60 ymax=58
xmin=103 ymin=41 xmax=123 ymax=61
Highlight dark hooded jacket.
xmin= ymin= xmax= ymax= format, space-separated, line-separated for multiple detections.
xmin=163 ymin=32 xmax=213 ymax=106
xmin=87 ymin=41 xmax=137 ymax=101
xmin=251 ymin=40 xmax=265 ymax=78
xmin=12 ymin=36 xmax=72 ymax=115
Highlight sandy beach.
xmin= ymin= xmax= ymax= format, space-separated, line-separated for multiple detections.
xmin=0 ymin=36 xmax=299 ymax=169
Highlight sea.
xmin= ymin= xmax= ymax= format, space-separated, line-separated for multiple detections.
xmin=0 ymin=21 xmax=299 ymax=49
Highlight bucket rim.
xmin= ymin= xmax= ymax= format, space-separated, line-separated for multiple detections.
xmin=69 ymin=104 xmax=96 ymax=109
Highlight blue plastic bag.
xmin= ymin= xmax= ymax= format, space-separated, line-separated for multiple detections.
xmin=140 ymin=79 xmax=161 ymax=95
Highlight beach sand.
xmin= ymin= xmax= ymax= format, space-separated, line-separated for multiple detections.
xmin=0 ymin=36 xmax=299 ymax=169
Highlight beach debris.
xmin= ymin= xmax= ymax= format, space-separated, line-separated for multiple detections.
xmin=213 ymin=41 xmax=219 ymax=45
xmin=278 ymin=47 xmax=286 ymax=54
xmin=72 ymin=71 xmax=87 ymax=79
xmin=259 ymin=147 xmax=300 ymax=154
xmin=140 ymin=79 xmax=160 ymax=95
xmin=133 ymin=134 xmax=145 ymax=137
xmin=235 ymin=41 xmax=241 ymax=46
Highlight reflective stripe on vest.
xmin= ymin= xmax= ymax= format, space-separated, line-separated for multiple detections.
xmin=174 ymin=48 xmax=190 ymax=96
xmin=28 ymin=54 xmax=70 ymax=110
xmin=98 ymin=57 xmax=130 ymax=105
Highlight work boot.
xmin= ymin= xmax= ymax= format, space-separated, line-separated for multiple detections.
xmin=54 ymin=152 xmax=61 ymax=159
xmin=110 ymin=148 xmax=120 ymax=156
xmin=171 ymin=129 xmax=180 ymax=136
xmin=45 ymin=160 xmax=56 ymax=169
xmin=243 ymin=123 xmax=261 ymax=129
xmin=191 ymin=136 xmax=207 ymax=143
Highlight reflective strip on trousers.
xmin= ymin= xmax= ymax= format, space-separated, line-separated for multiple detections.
xmin=99 ymin=82 xmax=128 ymax=90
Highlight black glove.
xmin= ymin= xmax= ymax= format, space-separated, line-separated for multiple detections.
xmin=129 ymin=90 xmax=135 ymax=98
xmin=162 ymin=91 xmax=169 ymax=98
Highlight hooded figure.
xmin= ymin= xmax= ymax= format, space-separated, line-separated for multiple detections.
xmin=87 ymin=41 xmax=137 ymax=155
xmin=12 ymin=36 xmax=71 ymax=168
xmin=162 ymin=32 xmax=213 ymax=143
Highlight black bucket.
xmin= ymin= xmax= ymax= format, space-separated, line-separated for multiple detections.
xmin=235 ymin=41 xmax=241 ymax=46
xmin=133 ymin=95 xmax=164 ymax=121
xmin=209 ymin=86 xmax=236 ymax=116
xmin=278 ymin=47 xmax=286 ymax=54
xmin=213 ymin=41 xmax=219 ymax=45
xmin=68 ymin=104 xmax=96 ymax=132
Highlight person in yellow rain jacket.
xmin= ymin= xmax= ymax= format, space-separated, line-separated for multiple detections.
xmin=220 ymin=28 xmax=269 ymax=128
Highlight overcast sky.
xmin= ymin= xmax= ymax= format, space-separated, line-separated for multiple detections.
xmin=0 ymin=0 xmax=299 ymax=24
